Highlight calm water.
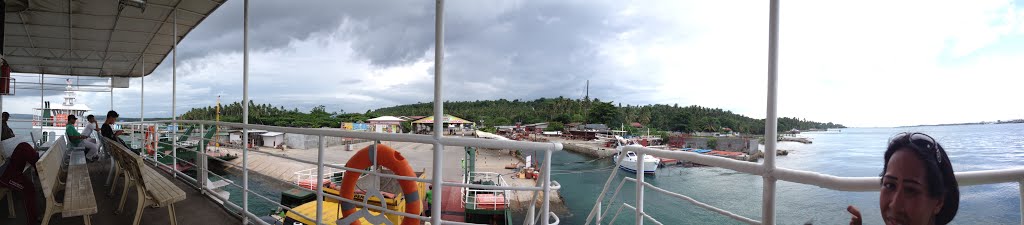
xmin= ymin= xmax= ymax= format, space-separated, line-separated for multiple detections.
xmin=553 ymin=124 xmax=1024 ymax=225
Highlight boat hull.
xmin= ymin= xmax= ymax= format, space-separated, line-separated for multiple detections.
xmin=618 ymin=161 xmax=659 ymax=174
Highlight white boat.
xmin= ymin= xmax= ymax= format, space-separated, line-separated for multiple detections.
xmin=614 ymin=145 xmax=661 ymax=174
xmin=31 ymin=79 xmax=92 ymax=142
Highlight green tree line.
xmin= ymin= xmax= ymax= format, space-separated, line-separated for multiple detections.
xmin=371 ymin=97 xmax=845 ymax=134
xmin=182 ymin=97 xmax=845 ymax=134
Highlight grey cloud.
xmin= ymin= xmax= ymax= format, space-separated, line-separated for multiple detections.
xmin=90 ymin=0 xmax=685 ymax=117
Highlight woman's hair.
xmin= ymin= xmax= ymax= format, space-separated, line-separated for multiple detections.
xmin=882 ymin=133 xmax=959 ymax=224
xmin=106 ymin=110 xmax=119 ymax=118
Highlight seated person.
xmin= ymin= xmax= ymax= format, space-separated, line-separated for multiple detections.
xmin=0 ymin=136 xmax=40 ymax=225
xmin=101 ymin=111 xmax=138 ymax=154
xmin=849 ymin=132 xmax=959 ymax=225
xmin=65 ymin=115 xmax=99 ymax=161
xmin=2 ymin=112 xmax=14 ymax=141
xmin=82 ymin=114 xmax=100 ymax=143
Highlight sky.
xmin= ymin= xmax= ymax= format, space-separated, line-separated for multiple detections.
xmin=4 ymin=0 xmax=1024 ymax=127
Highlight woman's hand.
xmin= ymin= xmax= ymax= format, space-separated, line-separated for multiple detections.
xmin=847 ymin=205 xmax=862 ymax=225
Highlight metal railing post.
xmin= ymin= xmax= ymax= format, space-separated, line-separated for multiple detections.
xmin=542 ymin=149 xmax=553 ymax=225
xmin=316 ymin=135 xmax=324 ymax=225
xmin=635 ymin=152 xmax=644 ymax=225
xmin=200 ymin=124 xmax=207 ymax=193
xmin=763 ymin=0 xmax=781 ymax=224
xmin=241 ymin=0 xmax=251 ymax=224
xmin=596 ymin=202 xmax=602 ymax=225
xmin=1019 ymin=180 xmax=1023 ymax=225
xmin=171 ymin=6 xmax=178 ymax=178
xmin=430 ymin=1 xmax=446 ymax=225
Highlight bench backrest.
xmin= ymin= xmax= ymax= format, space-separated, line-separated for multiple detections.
xmin=103 ymin=137 xmax=148 ymax=194
xmin=35 ymin=136 xmax=67 ymax=201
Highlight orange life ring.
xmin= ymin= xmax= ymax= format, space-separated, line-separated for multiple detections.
xmin=338 ymin=144 xmax=421 ymax=225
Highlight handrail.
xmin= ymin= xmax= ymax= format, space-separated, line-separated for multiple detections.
xmin=584 ymin=145 xmax=1024 ymax=224
xmin=627 ymin=145 xmax=1024 ymax=189
xmin=123 ymin=120 xmax=560 ymax=225
xmin=125 ymin=120 xmax=563 ymax=152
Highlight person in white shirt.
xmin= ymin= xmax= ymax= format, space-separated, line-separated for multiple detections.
xmin=82 ymin=115 xmax=100 ymax=146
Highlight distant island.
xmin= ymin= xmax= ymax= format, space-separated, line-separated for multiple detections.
xmin=180 ymin=97 xmax=845 ymax=135
xmin=900 ymin=119 xmax=1024 ymax=128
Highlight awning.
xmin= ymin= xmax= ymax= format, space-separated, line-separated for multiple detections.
xmin=3 ymin=0 xmax=225 ymax=77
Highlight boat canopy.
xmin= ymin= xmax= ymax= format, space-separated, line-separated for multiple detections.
xmin=3 ymin=0 xmax=224 ymax=77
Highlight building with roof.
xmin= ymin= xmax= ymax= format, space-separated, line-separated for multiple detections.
xmin=367 ymin=116 xmax=406 ymax=133
xmin=411 ymin=114 xmax=475 ymax=134
xmin=260 ymin=132 xmax=285 ymax=147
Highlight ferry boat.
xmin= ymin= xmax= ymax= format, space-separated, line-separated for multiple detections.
xmin=31 ymin=79 xmax=91 ymax=141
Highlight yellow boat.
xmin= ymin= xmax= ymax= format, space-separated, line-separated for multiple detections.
xmin=283 ymin=171 xmax=428 ymax=225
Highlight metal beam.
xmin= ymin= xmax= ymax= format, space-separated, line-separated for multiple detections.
xmin=4 ymin=23 xmax=166 ymax=36
xmin=1 ymin=34 xmax=178 ymax=48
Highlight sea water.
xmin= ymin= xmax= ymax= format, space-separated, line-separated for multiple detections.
xmin=551 ymin=124 xmax=1024 ymax=224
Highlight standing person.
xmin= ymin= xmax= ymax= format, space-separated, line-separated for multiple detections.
xmin=849 ymin=132 xmax=959 ymax=225
xmin=65 ymin=115 xmax=99 ymax=161
xmin=0 ymin=136 xmax=40 ymax=225
xmin=424 ymin=185 xmax=433 ymax=216
xmin=2 ymin=112 xmax=14 ymax=141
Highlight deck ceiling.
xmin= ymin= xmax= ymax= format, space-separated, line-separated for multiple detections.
xmin=3 ymin=0 xmax=225 ymax=77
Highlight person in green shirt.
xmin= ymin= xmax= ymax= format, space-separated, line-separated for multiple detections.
xmin=424 ymin=185 xmax=433 ymax=216
xmin=65 ymin=115 xmax=99 ymax=161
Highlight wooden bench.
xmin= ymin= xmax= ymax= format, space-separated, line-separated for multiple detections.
xmin=35 ymin=136 xmax=67 ymax=225
xmin=103 ymin=137 xmax=186 ymax=225
xmin=63 ymin=151 xmax=98 ymax=225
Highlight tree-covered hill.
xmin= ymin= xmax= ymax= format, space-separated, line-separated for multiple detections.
xmin=370 ymin=97 xmax=844 ymax=134
xmin=182 ymin=97 xmax=845 ymax=133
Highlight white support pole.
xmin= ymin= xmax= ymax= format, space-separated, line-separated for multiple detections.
xmin=171 ymin=7 xmax=178 ymax=178
xmin=242 ymin=0 xmax=251 ymax=224
xmin=200 ymin=124 xmax=206 ymax=193
xmin=430 ymin=1 xmax=445 ymax=224
xmin=635 ymin=152 xmax=644 ymax=225
xmin=39 ymin=73 xmax=43 ymax=135
xmin=596 ymin=203 xmax=602 ymax=225
xmin=763 ymin=0 xmax=781 ymax=225
xmin=141 ymin=56 xmax=145 ymax=123
xmin=542 ymin=149 xmax=553 ymax=225
xmin=316 ymin=135 xmax=325 ymax=225
xmin=109 ymin=79 xmax=113 ymax=110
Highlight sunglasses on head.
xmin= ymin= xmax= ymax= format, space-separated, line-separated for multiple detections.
xmin=890 ymin=132 xmax=942 ymax=164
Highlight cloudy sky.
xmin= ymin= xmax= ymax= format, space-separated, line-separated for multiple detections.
xmin=5 ymin=0 xmax=1024 ymax=127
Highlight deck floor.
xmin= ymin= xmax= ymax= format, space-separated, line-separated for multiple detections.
xmin=1 ymin=157 xmax=242 ymax=225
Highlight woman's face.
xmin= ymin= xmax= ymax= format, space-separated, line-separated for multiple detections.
xmin=880 ymin=148 xmax=944 ymax=225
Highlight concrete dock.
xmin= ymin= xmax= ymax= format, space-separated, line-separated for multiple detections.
xmin=210 ymin=138 xmax=561 ymax=210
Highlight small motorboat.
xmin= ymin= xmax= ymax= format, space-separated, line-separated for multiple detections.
xmin=613 ymin=144 xmax=660 ymax=174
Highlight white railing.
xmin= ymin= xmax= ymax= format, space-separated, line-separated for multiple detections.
xmin=122 ymin=119 xmax=563 ymax=225
xmin=294 ymin=164 xmax=345 ymax=190
xmin=461 ymin=172 xmax=511 ymax=211
xmin=584 ymin=145 xmax=1024 ymax=225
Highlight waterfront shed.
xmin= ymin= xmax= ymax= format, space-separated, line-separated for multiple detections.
xmin=367 ymin=116 xmax=406 ymax=133
xmin=260 ymin=132 xmax=285 ymax=147
xmin=411 ymin=114 xmax=475 ymax=134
